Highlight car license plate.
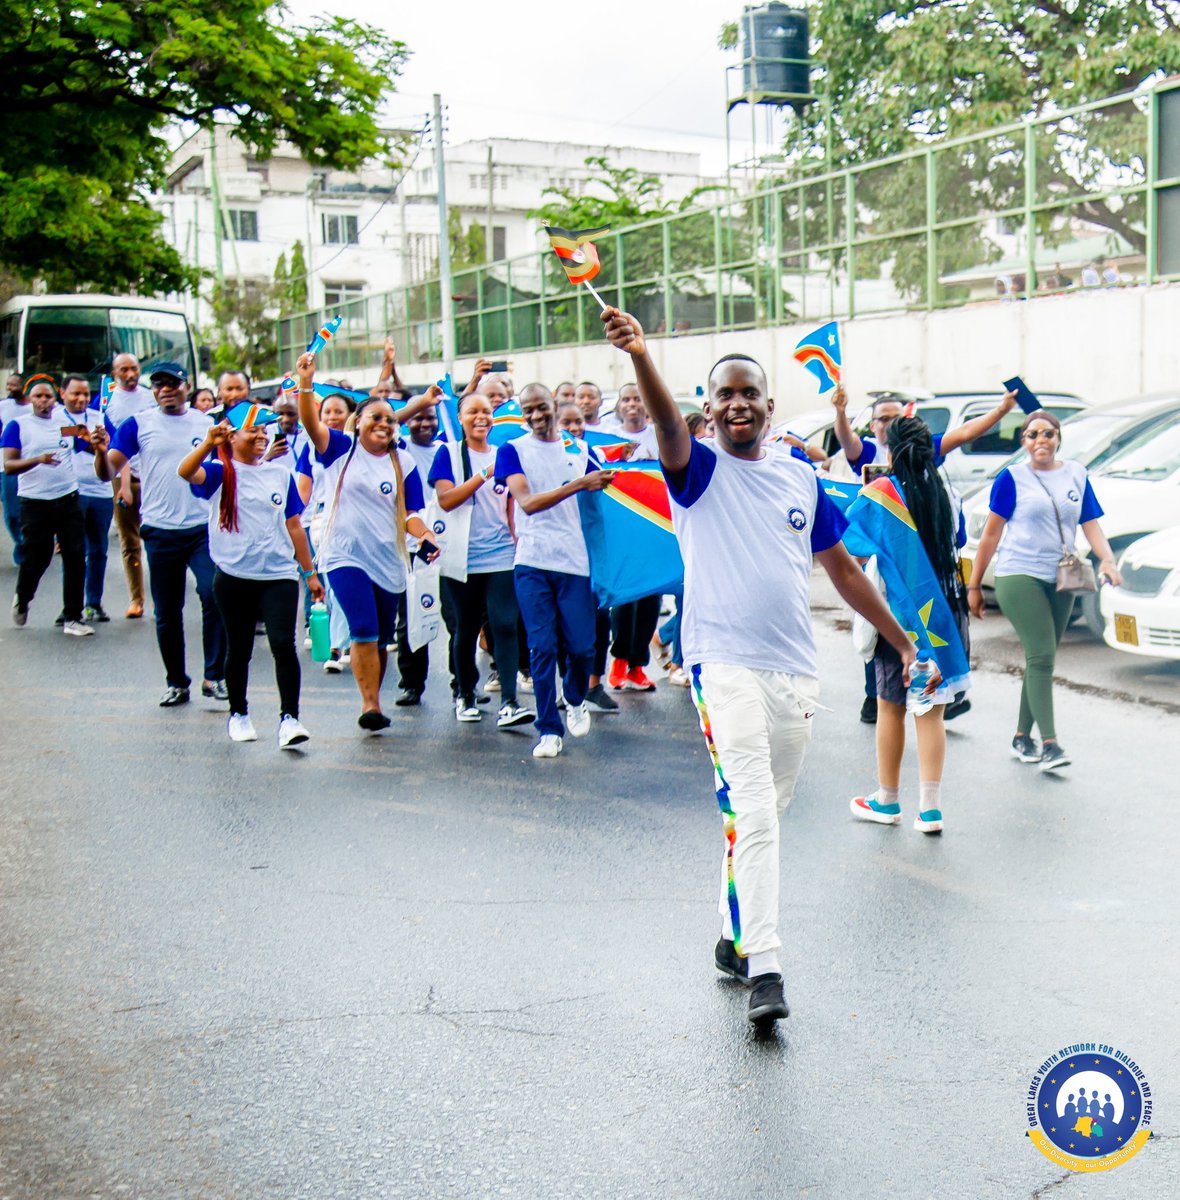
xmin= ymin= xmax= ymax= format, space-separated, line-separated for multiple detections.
xmin=959 ymin=556 xmax=973 ymax=585
xmin=1114 ymin=613 xmax=1139 ymax=646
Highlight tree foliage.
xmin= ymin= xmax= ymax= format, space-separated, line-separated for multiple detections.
xmin=0 ymin=1 xmax=408 ymax=295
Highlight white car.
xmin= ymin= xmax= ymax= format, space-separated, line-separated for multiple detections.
xmin=1101 ymin=525 xmax=1180 ymax=659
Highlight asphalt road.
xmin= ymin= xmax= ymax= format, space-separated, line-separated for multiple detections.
xmin=1 ymin=550 xmax=1177 ymax=1199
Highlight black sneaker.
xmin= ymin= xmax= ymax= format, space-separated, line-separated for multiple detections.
xmin=84 ymin=605 xmax=111 ymax=623
xmin=1011 ymin=733 xmax=1040 ymax=763
xmin=584 ymin=683 xmax=620 ymax=713
xmin=497 ymin=701 xmax=535 ymax=729
xmin=860 ymin=695 xmax=878 ymax=724
xmin=358 ymin=709 xmax=392 ymax=731
xmin=1039 ymin=742 xmax=1071 ymax=773
xmin=944 ymin=695 xmax=971 ymax=721
xmin=201 ymin=680 xmax=229 ymax=703
xmin=714 ymin=938 xmax=749 ymax=984
xmin=747 ymin=973 xmax=790 ymax=1023
xmin=394 ymin=689 xmax=422 ymax=707
xmin=159 ymin=686 xmax=190 ymax=707
xmin=54 ymin=610 xmax=67 ymax=627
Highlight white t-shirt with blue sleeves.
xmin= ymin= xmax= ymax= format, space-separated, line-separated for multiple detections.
xmin=190 ymin=459 xmax=304 ymax=581
xmin=103 ymin=384 xmax=156 ymax=479
xmin=1 ymin=409 xmax=77 ymax=499
xmin=65 ymin=407 xmax=110 ymax=499
xmin=494 ymin=435 xmax=594 ymax=576
xmin=989 ymin=460 xmax=1102 ymax=582
xmin=112 ymin=406 xmax=213 ymax=530
xmin=666 ymin=439 xmax=847 ymax=678
xmin=428 ymin=442 xmax=516 ymax=573
xmin=852 ymin=433 xmax=946 ymax=474
xmin=315 ymin=428 xmax=424 ymax=595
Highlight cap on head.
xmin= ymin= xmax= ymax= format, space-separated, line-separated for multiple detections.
xmin=149 ymin=361 xmax=188 ymax=385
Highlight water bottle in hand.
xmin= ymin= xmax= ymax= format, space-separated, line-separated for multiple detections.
xmin=906 ymin=655 xmax=935 ymax=715
xmin=309 ymin=601 xmax=331 ymax=663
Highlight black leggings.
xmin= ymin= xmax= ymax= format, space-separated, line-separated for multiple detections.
xmin=212 ymin=570 xmax=301 ymax=717
xmin=442 ymin=570 xmax=520 ymax=704
xmin=610 ymin=594 xmax=662 ymax=667
xmin=16 ymin=493 xmax=85 ymax=620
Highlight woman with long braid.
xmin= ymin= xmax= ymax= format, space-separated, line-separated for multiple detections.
xmin=294 ymin=352 xmax=439 ymax=732
xmin=849 ymin=416 xmax=967 ymax=834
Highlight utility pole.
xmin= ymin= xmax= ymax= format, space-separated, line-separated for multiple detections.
xmin=207 ymin=128 xmax=224 ymax=284
xmin=486 ymin=143 xmax=495 ymax=263
xmin=433 ymin=93 xmax=455 ymax=371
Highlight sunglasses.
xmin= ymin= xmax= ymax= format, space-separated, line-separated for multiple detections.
xmin=1023 ymin=429 xmax=1058 ymax=441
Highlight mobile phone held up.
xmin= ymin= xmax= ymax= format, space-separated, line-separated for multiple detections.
xmin=1002 ymin=376 xmax=1041 ymax=415
xmin=488 ymin=360 xmax=510 ymax=374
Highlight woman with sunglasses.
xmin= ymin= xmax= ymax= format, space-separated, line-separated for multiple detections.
xmin=295 ymin=353 xmax=440 ymax=732
xmin=968 ymin=410 xmax=1121 ymax=772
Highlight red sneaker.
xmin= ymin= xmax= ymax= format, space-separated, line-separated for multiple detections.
xmin=607 ymin=658 xmax=629 ymax=690
xmin=625 ymin=665 xmax=657 ymax=692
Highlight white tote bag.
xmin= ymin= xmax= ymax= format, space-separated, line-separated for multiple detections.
xmin=423 ymin=442 xmax=472 ymax=582
xmin=851 ymin=555 xmax=883 ymax=661
xmin=406 ymin=558 xmax=443 ymax=651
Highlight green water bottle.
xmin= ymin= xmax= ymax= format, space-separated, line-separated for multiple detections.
xmin=309 ymin=601 xmax=331 ymax=662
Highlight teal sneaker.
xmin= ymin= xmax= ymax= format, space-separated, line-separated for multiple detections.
xmin=914 ymin=809 xmax=943 ymax=834
xmin=850 ymin=792 xmax=901 ymax=825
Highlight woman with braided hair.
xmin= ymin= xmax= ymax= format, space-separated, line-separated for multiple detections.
xmin=294 ymin=352 xmax=440 ymax=732
xmin=849 ymin=415 xmax=969 ymax=834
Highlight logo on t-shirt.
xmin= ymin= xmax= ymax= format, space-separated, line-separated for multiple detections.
xmin=419 ymin=593 xmax=435 ymax=610
xmin=787 ymin=507 xmax=808 ymax=533
xmin=493 ymin=483 xmax=506 ymax=495
xmin=1067 ymin=489 xmax=1080 ymax=503
xmin=432 ymin=518 xmax=446 ymax=535
xmin=270 ymin=492 xmax=283 ymax=507
xmin=379 ymin=480 xmax=394 ymax=495
xmin=191 ymin=437 xmax=203 ymax=447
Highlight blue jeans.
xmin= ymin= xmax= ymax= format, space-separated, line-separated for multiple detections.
xmin=141 ymin=524 xmax=227 ymax=689
xmin=2 ymin=471 xmax=23 ymax=564
xmin=514 ymin=565 xmax=595 ymax=737
xmin=659 ymin=589 xmax=683 ymax=666
xmin=78 ymin=493 xmax=114 ymax=608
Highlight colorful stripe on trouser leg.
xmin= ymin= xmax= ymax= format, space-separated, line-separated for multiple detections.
xmin=690 ymin=664 xmax=742 ymax=956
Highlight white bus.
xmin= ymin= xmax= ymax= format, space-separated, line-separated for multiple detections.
xmin=0 ymin=294 xmax=204 ymax=389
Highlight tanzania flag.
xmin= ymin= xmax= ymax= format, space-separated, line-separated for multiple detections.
xmin=794 ymin=321 xmax=842 ymax=394
xmin=578 ymin=461 xmax=683 ymax=608
xmin=545 ymin=224 xmax=610 ymax=285
xmin=841 ymin=476 xmax=971 ymax=693
xmin=489 ymin=398 xmax=528 ymax=446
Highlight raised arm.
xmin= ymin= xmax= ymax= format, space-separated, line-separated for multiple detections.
xmin=830 ymin=383 xmax=862 ymax=463
xmin=294 ymin=352 xmax=330 ymax=455
xmin=371 ymin=337 xmax=400 ymax=397
xmin=940 ymin=390 xmax=1017 ymax=455
xmin=391 ymin=384 xmax=442 ymax=424
xmin=177 ymin=422 xmax=231 ymax=484
xmin=601 ymin=307 xmax=691 ymax=474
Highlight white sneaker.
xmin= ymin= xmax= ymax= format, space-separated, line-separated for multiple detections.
xmin=323 ymin=651 xmax=343 ymax=674
xmin=566 ymin=700 xmax=591 ymax=737
xmin=63 ymin=620 xmax=95 ymax=637
xmin=227 ymin=713 xmax=257 ymax=742
xmin=303 ymin=634 xmax=312 ymax=649
xmin=484 ymin=669 xmax=501 ymax=693
xmin=532 ymin=734 xmax=563 ymax=758
xmin=517 ymin=671 xmax=534 ymax=694
xmin=278 ymin=714 xmax=310 ymax=749
xmin=455 ymin=697 xmax=482 ymax=722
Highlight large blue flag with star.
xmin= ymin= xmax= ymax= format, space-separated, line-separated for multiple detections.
xmin=793 ymin=321 xmax=842 ymax=394
xmin=841 ymin=476 xmax=970 ymax=692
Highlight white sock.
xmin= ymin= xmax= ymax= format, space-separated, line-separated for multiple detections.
xmin=876 ymin=784 xmax=900 ymax=807
xmin=919 ymin=781 xmax=942 ymax=812
xmin=747 ymin=950 xmax=781 ymax=978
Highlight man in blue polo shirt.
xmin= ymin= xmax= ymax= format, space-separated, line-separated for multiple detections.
xmin=90 ymin=362 xmax=226 ymax=707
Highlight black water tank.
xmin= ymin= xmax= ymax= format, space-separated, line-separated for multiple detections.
xmin=741 ymin=3 xmax=811 ymax=109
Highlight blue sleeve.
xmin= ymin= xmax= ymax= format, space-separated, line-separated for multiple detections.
xmin=103 ymin=413 xmax=118 ymax=439
xmin=1 ymin=422 xmax=20 ymax=452
xmin=494 ymin=441 xmax=523 ymax=484
xmin=112 ymin=416 xmax=140 ymax=459
xmin=932 ymin=433 xmax=946 ymax=467
xmin=188 ymin=460 xmax=223 ymax=499
xmin=849 ymin=437 xmax=878 ymax=474
xmin=87 ymin=396 xmax=101 ymax=412
xmin=403 ymin=462 xmax=425 ymax=512
xmin=790 ymin=444 xmax=815 ymax=467
xmin=1079 ymin=477 xmax=1103 ymax=523
xmin=811 ymin=474 xmax=849 ymax=552
xmin=427 ymin=443 xmax=454 ymax=487
xmin=988 ymin=469 xmax=1017 ymax=519
xmin=284 ymin=474 xmax=305 ymax=520
xmin=295 ymin=442 xmax=313 ymax=480
xmin=316 ymin=427 xmax=351 ymax=467
xmin=663 ymin=438 xmax=717 ymax=507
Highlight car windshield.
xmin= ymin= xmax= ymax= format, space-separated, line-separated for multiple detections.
xmin=1097 ymin=419 xmax=1180 ymax=481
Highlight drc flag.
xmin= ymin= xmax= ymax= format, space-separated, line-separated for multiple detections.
xmin=488 ymin=398 xmax=528 ymax=446
xmin=578 ymin=462 xmax=683 ymax=608
xmin=794 ymin=321 xmax=842 ymax=394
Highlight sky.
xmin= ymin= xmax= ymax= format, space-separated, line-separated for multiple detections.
xmin=285 ymin=0 xmax=793 ymax=176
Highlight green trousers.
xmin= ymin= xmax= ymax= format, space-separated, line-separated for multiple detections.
xmin=994 ymin=573 xmax=1075 ymax=741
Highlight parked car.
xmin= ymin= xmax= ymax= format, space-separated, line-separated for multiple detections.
xmin=769 ymin=407 xmax=843 ymax=458
xmin=1100 ymin=525 xmax=1180 ymax=660
xmin=962 ymin=400 xmax=1180 ymax=635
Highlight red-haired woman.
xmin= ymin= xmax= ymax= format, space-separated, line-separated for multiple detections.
xmin=178 ymin=417 xmax=322 ymax=748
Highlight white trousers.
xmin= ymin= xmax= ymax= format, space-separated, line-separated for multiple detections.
xmin=691 ymin=663 xmax=818 ymax=957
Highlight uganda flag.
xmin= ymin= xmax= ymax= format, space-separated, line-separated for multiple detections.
xmin=545 ymin=224 xmax=610 ymax=285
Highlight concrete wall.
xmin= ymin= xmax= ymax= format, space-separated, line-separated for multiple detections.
xmin=380 ymin=282 xmax=1180 ymax=414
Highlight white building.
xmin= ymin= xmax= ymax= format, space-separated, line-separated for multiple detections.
xmin=154 ymin=128 xmax=718 ymax=328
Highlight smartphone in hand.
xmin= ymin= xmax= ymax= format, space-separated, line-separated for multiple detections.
xmin=1002 ymin=376 xmax=1040 ymax=414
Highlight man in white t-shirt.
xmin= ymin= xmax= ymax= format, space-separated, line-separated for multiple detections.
xmin=603 ymin=307 xmax=918 ymax=1025
xmin=105 ymin=352 xmax=157 ymax=617
xmin=494 ymin=383 xmax=616 ymax=758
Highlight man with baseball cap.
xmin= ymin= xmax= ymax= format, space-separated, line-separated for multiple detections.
xmin=90 ymin=362 xmax=228 ymax=707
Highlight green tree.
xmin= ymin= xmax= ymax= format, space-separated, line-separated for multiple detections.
xmin=1 ymin=1 xmax=408 ymax=294
xmin=201 ymin=278 xmax=282 ymax=378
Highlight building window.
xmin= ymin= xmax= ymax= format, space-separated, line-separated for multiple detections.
xmin=222 ymin=209 xmax=259 ymax=241
xmin=323 ymin=282 xmax=365 ymax=309
xmin=322 ymin=213 xmax=359 ymax=245
xmin=492 ymin=226 xmax=506 ymax=261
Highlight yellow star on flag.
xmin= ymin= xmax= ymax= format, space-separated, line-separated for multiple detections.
xmin=905 ymin=598 xmax=949 ymax=646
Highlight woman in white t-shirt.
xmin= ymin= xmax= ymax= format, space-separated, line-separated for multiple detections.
xmin=429 ymin=393 xmax=534 ymax=730
xmin=968 ymin=409 xmax=1121 ymax=772
xmin=178 ymin=415 xmax=323 ymax=749
xmin=294 ymin=352 xmax=440 ymax=732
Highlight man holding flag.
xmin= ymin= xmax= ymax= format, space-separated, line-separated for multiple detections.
xmin=602 ymin=307 xmax=918 ymax=1026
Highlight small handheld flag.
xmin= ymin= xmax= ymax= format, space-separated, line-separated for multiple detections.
xmin=280 ymin=374 xmax=298 ymax=395
xmin=98 ymin=375 xmax=116 ymax=412
xmin=488 ymin=398 xmax=528 ymax=447
xmin=225 ymin=403 xmax=280 ymax=430
xmin=434 ymin=374 xmax=463 ymax=443
xmin=307 ymin=315 xmax=343 ymax=355
xmin=794 ymin=321 xmax=842 ymax=394
xmin=545 ymin=224 xmax=610 ymax=310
